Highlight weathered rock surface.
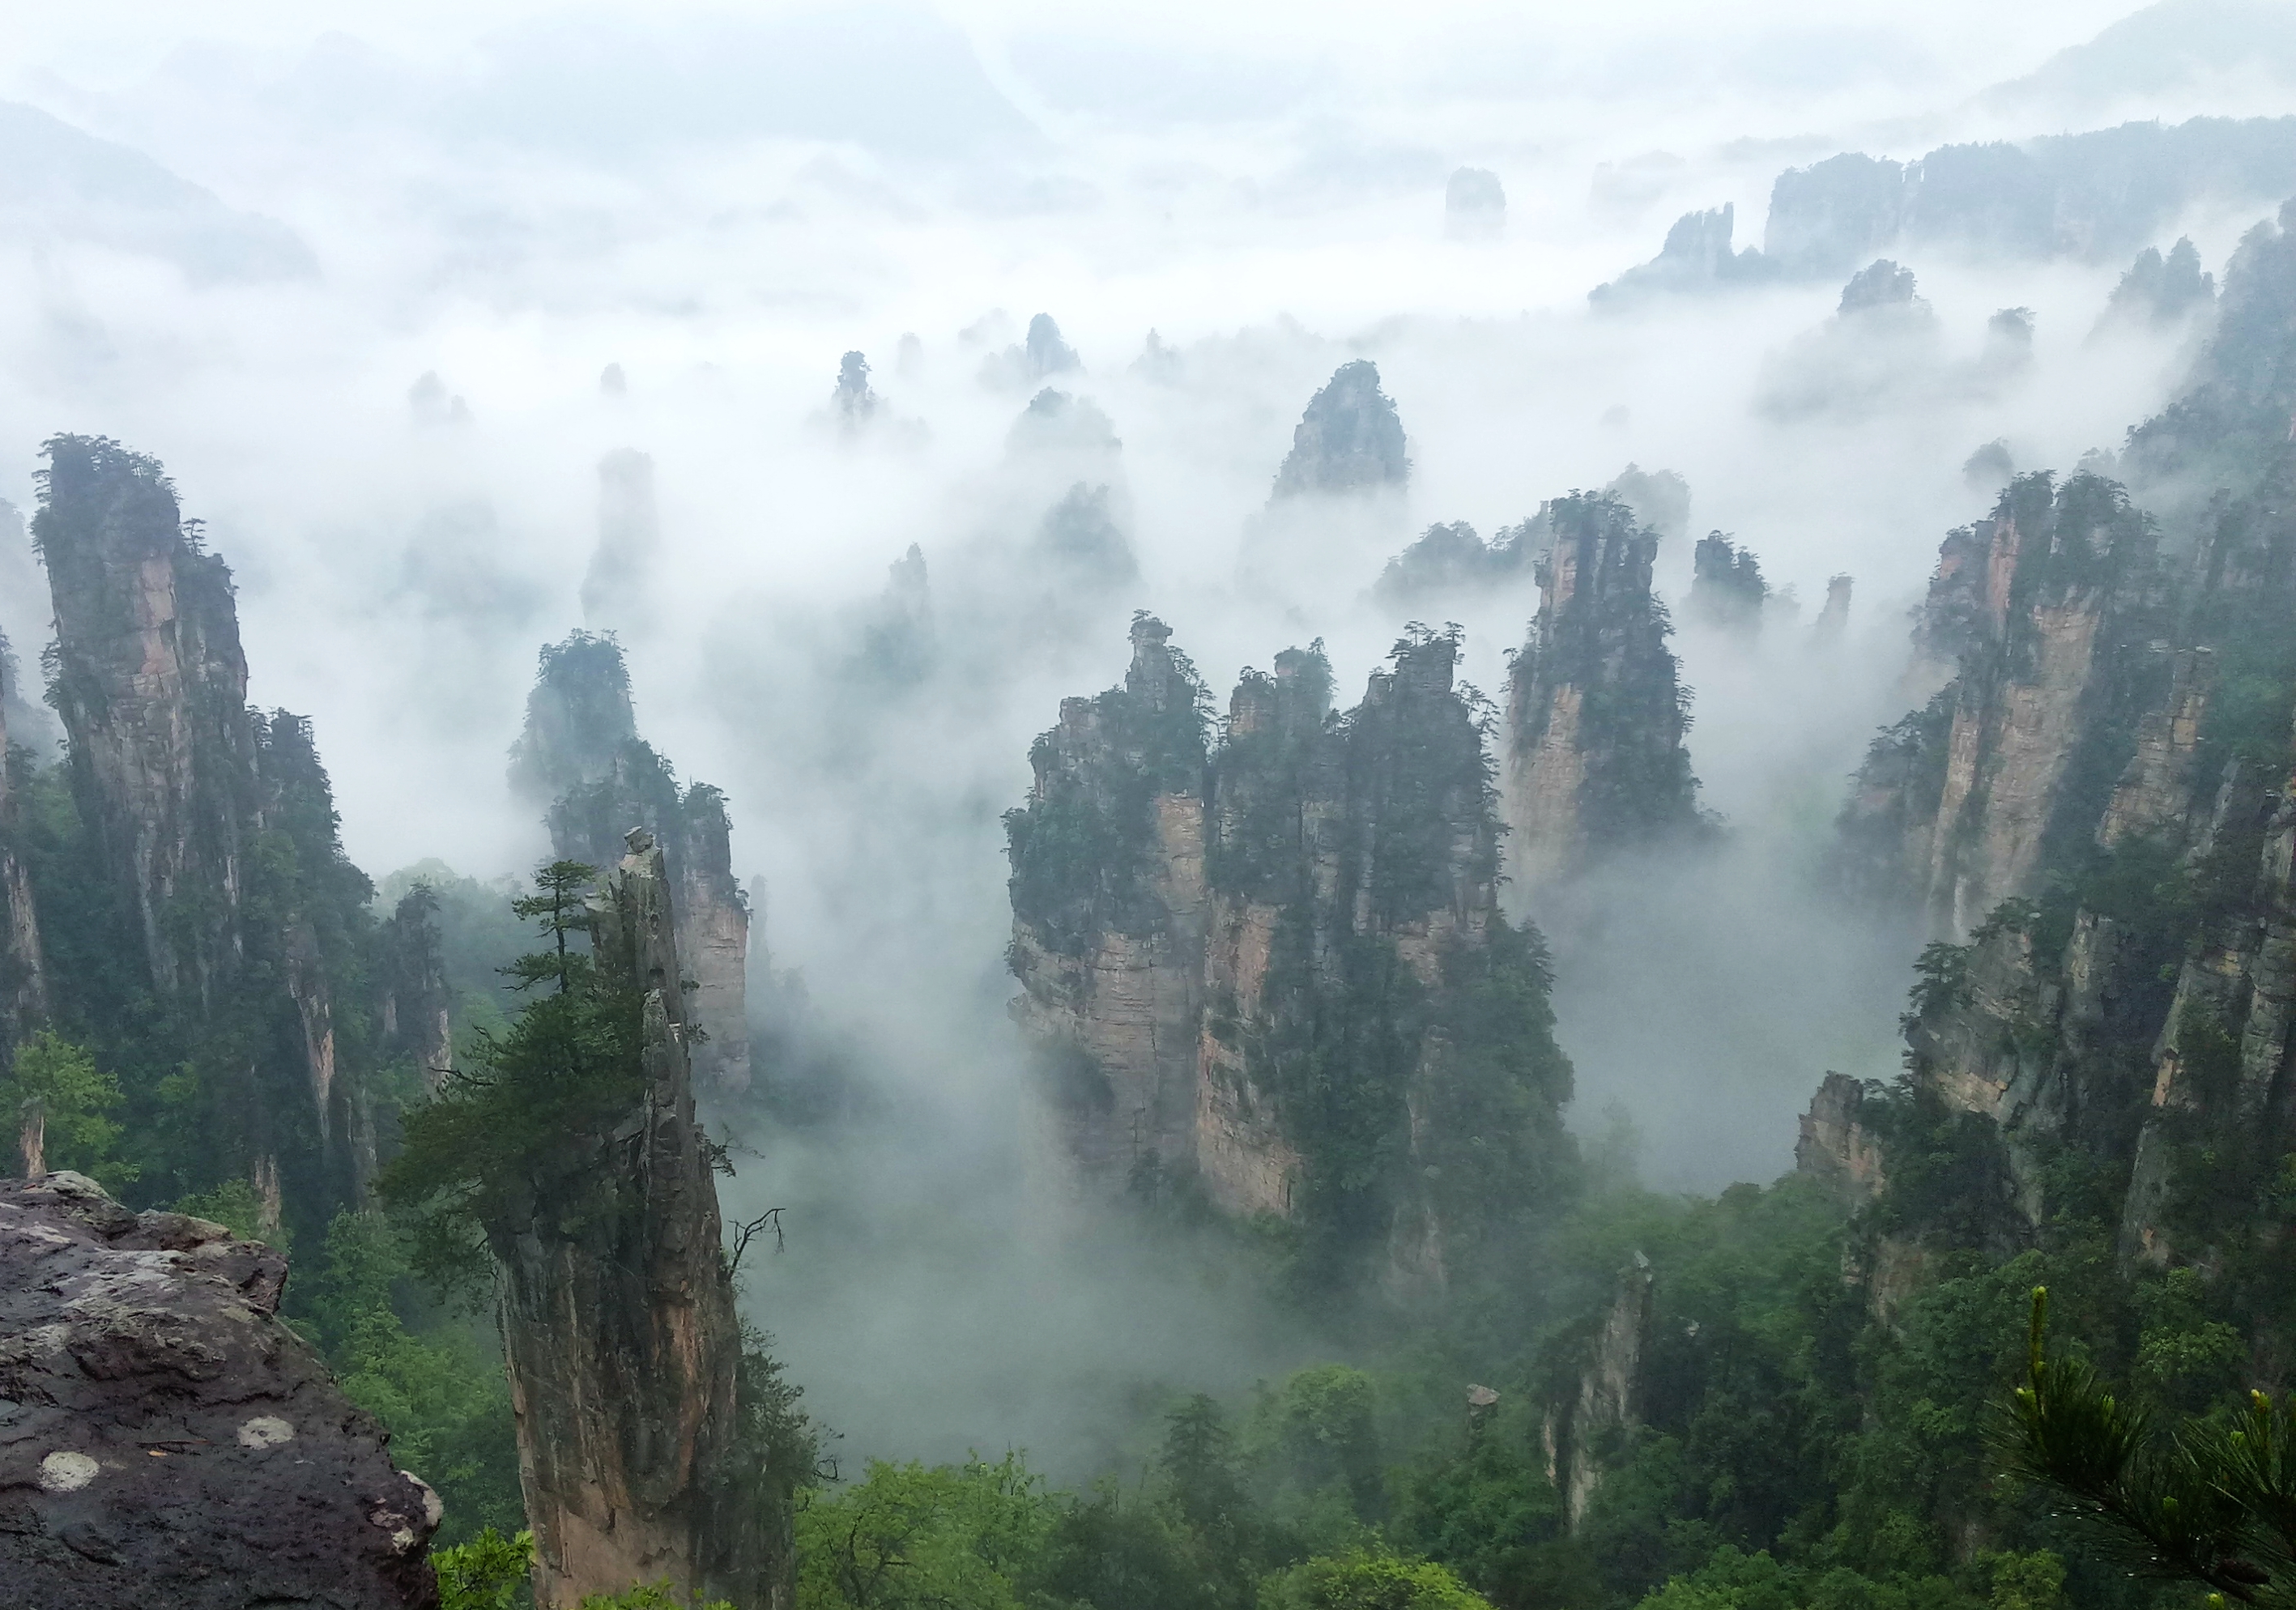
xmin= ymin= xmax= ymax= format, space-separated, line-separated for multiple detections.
xmin=38 ymin=436 xmax=257 ymax=1006
xmin=0 ymin=1171 xmax=441 ymax=1608
xmin=1008 ymin=620 xmax=1574 ymax=1289
xmin=1007 ymin=616 xmax=1208 ymax=1195
xmin=1836 ymin=472 xmax=2157 ymax=931
xmin=35 ymin=437 xmax=376 ymax=1216
xmin=1502 ymin=492 xmax=1702 ymax=892
xmin=496 ymin=832 xmax=776 ymax=1609
xmin=1794 ymin=1073 xmax=1885 ymax=1208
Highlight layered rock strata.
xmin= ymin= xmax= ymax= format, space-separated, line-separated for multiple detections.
xmin=0 ymin=1171 xmax=442 ymax=1608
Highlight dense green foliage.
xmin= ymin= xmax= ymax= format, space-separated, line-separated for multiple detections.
xmin=1004 ymin=615 xmax=1212 ymax=949
xmin=376 ymin=859 xmax=645 ymax=1288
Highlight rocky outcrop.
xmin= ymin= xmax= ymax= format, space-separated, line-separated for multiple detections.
xmin=511 ymin=632 xmax=753 ymax=1097
xmin=38 ymin=436 xmax=257 ymax=1006
xmin=1269 ymin=361 xmax=1408 ymax=499
xmin=1445 ymin=168 xmax=1504 ymax=241
xmin=1008 ymin=620 xmax=1576 ymax=1290
xmin=495 ymin=832 xmax=775 ymax=1610
xmin=1502 ymin=492 xmax=1701 ymax=892
xmin=379 ymin=884 xmax=454 ymax=1094
xmin=2100 ymin=238 xmax=2216 ymax=331
xmin=1794 ymin=1073 xmax=1885 ymax=1208
xmin=980 ymin=313 xmax=1080 ymax=389
xmin=1837 ymin=472 xmax=2158 ymax=931
xmin=1006 ymin=616 xmax=1209 ymax=1195
xmin=1812 ymin=574 xmax=1853 ymax=646
xmin=1542 ymin=1254 xmax=1652 ymax=1527
xmin=34 ymin=437 xmax=376 ymax=1219
xmin=1591 ymin=203 xmax=1779 ymax=301
xmin=0 ymin=1171 xmax=441 ymax=1608
xmin=831 ymin=351 xmax=880 ymax=430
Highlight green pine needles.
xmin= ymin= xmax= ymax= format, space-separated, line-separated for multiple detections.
xmin=377 ymin=859 xmax=645 ymax=1291
xmin=2005 ymin=1284 xmax=2295 ymax=1601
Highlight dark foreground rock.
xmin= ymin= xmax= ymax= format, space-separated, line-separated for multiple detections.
xmin=0 ymin=1171 xmax=441 ymax=1609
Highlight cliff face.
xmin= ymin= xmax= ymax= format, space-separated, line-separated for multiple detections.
xmin=1502 ymin=492 xmax=1701 ymax=892
xmin=33 ymin=437 xmax=377 ymax=1220
xmin=37 ymin=436 xmax=256 ymax=1006
xmin=1005 ymin=615 xmax=1209 ymax=1195
xmin=1541 ymin=1255 xmax=1654 ymax=1528
xmin=1811 ymin=245 xmax=2296 ymax=1275
xmin=1007 ymin=620 xmax=1575 ymax=1291
xmin=495 ymin=832 xmax=774 ymax=1610
xmin=512 ymin=632 xmax=753 ymax=1098
xmin=1685 ymin=532 xmax=1767 ymax=637
xmin=1794 ymin=1072 xmax=1885 ymax=1208
xmin=2120 ymin=746 xmax=2296 ymax=1266
xmin=1836 ymin=472 xmax=2158 ymax=931
xmin=0 ymin=1170 xmax=441 ymax=1608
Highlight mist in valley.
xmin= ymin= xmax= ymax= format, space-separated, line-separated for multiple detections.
xmin=5 ymin=0 xmax=2292 ymax=1517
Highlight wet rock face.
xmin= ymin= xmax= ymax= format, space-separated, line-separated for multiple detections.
xmin=0 ymin=1172 xmax=441 ymax=1608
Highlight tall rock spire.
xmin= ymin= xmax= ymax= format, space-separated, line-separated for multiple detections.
xmin=500 ymin=829 xmax=777 ymax=1608
xmin=36 ymin=436 xmax=254 ymax=1003
xmin=1502 ymin=492 xmax=1702 ymax=892
xmin=33 ymin=436 xmax=374 ymax=1212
